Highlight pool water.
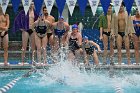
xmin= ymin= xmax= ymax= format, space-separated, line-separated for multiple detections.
xmin=0 ymin=62 xmax=140 ymax=93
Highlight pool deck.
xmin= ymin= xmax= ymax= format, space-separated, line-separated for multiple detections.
xmin=0 ymin=63 xmax=140 ymax=70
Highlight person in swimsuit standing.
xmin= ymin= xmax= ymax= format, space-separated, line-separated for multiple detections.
xmin=99 ymin=4 xmax=114 ymax=65
xmin=32 ymin=14 xmax=51 ymax=65
xmin=132 ymin=8 xmax=140 ymax=65
xmin=111 ymin=2 xmax=135 ymax=65
xmin=0 ymin=6 xmax=9 ymax=66
xmin=42 ymin=6 xmax=55 ymax=48
xmin=13 ymin=2 xmax=38 ymax=65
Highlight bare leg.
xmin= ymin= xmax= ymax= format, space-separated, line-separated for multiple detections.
xmin=74 ymin=49 xmax=82 ymax=66
xmin=93 ymin=51 xmax=99 ymax=65
xmin=42 ymin=35 xmax=48 ymax=65
xmin=110 ymin=38 xmax=114 ymax=64
xmin=102 ymin=34 xmax=108 ymax=64
xmin=68 ymin=51 xmax=75 ymax=63
xmin=0 ymin=37 xmax=1 ymax=48
xmin=30 ymin=32 xmax=36 ymax=63
xmin=133 ymin=35 xmax=139 ymax=65
xmin=124 ymin=36 xmax=131 ymax=65
xmin=3 ymin=34 xmax=9 ymax=66
xmin=35 ymin=34 xmax=42 ymax=65
xmin=21 ymin=31 xmax=29 ymax=65
xmin=52 ymin=37 xmax=60 ymax=53
xmin=117 ymin=35 xmax=123 ymax=65
xmin=49 ymin=34 xmax=54 ymax=49
xmin=84 ymin=54 xmax=89 ymax=65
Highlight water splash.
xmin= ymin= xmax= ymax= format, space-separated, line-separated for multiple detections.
xmin=28 ymin=47 xmax=140 ymax=93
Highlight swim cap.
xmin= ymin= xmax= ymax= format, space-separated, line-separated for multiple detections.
xmin=72 ymin=24 xmax=78 ymax=30
xmin=58 ymin=15 xmax=64 ymax=19
xmin=83 ymin=36 xmax=88 ymax=40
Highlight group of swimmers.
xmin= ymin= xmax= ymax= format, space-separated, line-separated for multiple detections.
xmin=0 ymin=2 xmax=140 ymax=66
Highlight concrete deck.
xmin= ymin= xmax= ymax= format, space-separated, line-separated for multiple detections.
xmin=0 ymin=63 xmax=140 ymax=70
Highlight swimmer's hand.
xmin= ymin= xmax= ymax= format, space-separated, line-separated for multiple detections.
xmin=111 ymin=34 xmax=115 ymax=39
xmin=99 ymin=35 xmax=103 ymax=40
xmin=136 ymin=23 xmax=140 ymax=27
xmin=1 ymin=31 xmax=6 ymax=36
xmin=98 ymin=49 xmax=102 ymax=53
xmin=79 ymin=48 xmax=83 ymax=54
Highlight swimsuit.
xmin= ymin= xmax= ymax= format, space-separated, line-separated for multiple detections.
xmin=133 ymin=19 xmax=140 ymax=37
xmin=54 ymin=23 xmax=66 ymax=38
xmin=69 ymin=37 xmax=80 ymax=55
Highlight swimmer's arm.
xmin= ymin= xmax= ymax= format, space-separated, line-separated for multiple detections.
xmin=45 ymin=20 xmax=51 ymax=29
xmin=128 ymin=15 xmax=135 ymax=34
xmin=111 ymin=13 xmax=116 ymax=36
xmin=131 ymin=16 xmax=135 ymax=25
xmin=99 ymin=16 xmax=104 ymax=39
xmin=49 ymin=17 xmax=55 ymax=30
xmin=52 ymin=22 xmax=57 ymax=35
xmin=65 ymin=22 xmax=70 ymax=34
xmin=63 ymin=23 xmax=70 ymax=39
xmin=5 ymin=14 xmax=10 ymax=29
xmin=52 ymin=16 xmax=55 ymax=23
xmin=90 ymin=41 xmax=101 ymax=52
xmin=99 ymin=27 xmax=103 ymax=36
xmin=31 ymin=21 xmax=37 ymax=32
xmin=78 ymin=33 xmax=82 ymax=47
xmin=0 ymin=14 xmax=9 ymax=31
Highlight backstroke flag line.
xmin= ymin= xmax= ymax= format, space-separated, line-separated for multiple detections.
xmin=1 ymin=0 xmax=10 ymax=14
xmin=124 ymin=0 xmax=134 ymax=15
xmin=88 ymin=0 xmax=99 ymax=16
xmin=56 ymin=0 xmax=66 ymax=16
xmin=44 ymin=0 xmax=55 ymax=15
xmin=34 ymin=0 xmax=44 ymax=15
xmin=11 ymin=0 xmax=21 ymax=13
xmin=112 ymin=0 xmax=123 ymax=15
xmin=66 ymin=0 xmax=77 ymax=16
xmin=0 ymin=0 xmax=140 ymax=18
xmin=100 ymin=0 xmax=111 ymax=15
xmin=22 ymin=0 xmax=32 ymax=15
xmin=77 ymin=0 xmax=88 ymax=16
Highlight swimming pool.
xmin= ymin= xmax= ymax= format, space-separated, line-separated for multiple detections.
xmin=0 ymin=62 xmax=140 ymax=93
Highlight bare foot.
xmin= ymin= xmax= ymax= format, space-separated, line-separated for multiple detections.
xmin=43 ymin=63 xmax=47 ymax=66
xmin=4 ymin=62 xmax=8 ymax=66
xmin=37 ymin=63 xmax=42 ymax=66
xmin=128 ymin=62 xmax=131 ymax=65
xmin=20 ymin=62 xmax=24 ymax=66
xmin=118 ymin=62 xmax=121 ymax=65
xmin=136 ymin=63 xmax=139 ymax=65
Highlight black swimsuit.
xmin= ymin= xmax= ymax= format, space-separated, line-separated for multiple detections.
xmin=84 ymin=42 xmax=95 ymax=55
xmin=103 ymin=31 xmax=111 ymax=36
xmin=0 ymin=31 xmax=8 ymax=38
xmin=27 ymin=29 xmax=33 ymax=36
xmin=118 ymin=32 xmax=125 ymax=38
xmin=69 ymin=37 xmax=80 ymax=55
xmin=35 ymin=21 xmax=48 ymax=38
